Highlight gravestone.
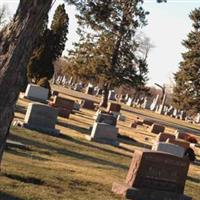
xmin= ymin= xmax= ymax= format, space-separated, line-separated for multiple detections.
xmin=142 ymin=118 xmax=154 ymax=126
xmin=86 ymin=122 xmax=118 ymax=146
xmin=112 ymin=149 xmax=191 ymax=200
xmin=149 ymin=124 xmax=165 ymax=134
xmin=24 ymin=103 xmax=59 ymax=136
xmin=107 ymin=102 xmax=121 ymax=113
xmin=95 ymin=112 xmax=117 ymax=126
xmin=108 ymin=90 xmax=116 ymax=101
xmin=117 ymin=114 xmax=126 ymax=122
xmin=156 ymin=132 xmax=175 ymax=142
xmin=50 ymin=96 xmax=75 ymax=118
xmin=81 ymin=99 xmax=96 ymax=110
xmin=152 ymin=142 xmax=185 ymax=158
xmin=142 ymin=97 xmax=153 ymax=110
xmin=86 ymin=86 xmax=94 ymax=95
xmin=24 ymin=84 xmax=49 ymax=103
xmin=126 ymin=97 xmax=133 ymax=107
xmin=129 ymin=122 xmax=137 ymax=128
xmin=51 ymin=90 xmax=59 ymax=97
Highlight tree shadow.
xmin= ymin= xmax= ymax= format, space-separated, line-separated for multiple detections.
xmin=8 ymin=133 xmax=128 ymax=170
xmin=0 ymin=192 xmax=23 ymax=200
xmin=57 ymin=120 xmax=90 ymax=135
xmin=15 ymin=104 xmax=26 ymax=115
xmin=187 ymin=175 xmax=200 ymax=184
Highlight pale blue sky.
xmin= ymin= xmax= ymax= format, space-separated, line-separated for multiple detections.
xmin=1 ymin=0 xmax=200 ymax=85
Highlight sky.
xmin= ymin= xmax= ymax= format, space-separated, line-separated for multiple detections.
xmin=1 ymin=0 xmax=200 ymax=85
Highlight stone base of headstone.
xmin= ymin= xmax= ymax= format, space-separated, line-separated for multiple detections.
xmin=129 ymin=122 xmax=137 ymax=128
xmin=85 ymin=135 xmax=119 ymax=146
xmin=149 ymin=124 xmax=165 ymax=134
xmin=142 ymin=119 xmax=154 ymax=126
xmin=23 ymin=123 xmax=60 ymax=136
xmin=112 ymin=182 xmax=191 ymax=200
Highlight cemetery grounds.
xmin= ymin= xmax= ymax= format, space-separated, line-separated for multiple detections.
xmin=0 ymin=85 xmax=200 ymax=200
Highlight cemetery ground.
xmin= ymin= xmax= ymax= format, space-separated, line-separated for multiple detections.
xmin=0 ymin=86 xmax=200 ymax=200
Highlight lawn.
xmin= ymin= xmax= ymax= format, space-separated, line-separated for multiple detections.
xmin=0 ymin=86 xmax=200 ymax=200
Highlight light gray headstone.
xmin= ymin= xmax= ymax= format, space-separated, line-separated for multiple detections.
xmin=24 ymin=103 xmax=59 ymax=135
xmin=152 ymin=142 xmax=185 ymax=158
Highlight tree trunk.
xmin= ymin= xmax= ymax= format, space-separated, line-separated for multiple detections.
xmin=99 ymin=83 xmax=109 ymax=108
xmin=0 ymin=0 xmax=52 ymax=164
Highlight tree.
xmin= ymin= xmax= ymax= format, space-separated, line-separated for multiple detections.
xmin=67 ymin=0 xmax=149 ymax=107
xmin=27 ymin=4 xmax=69 ymax=84
xmin=173 ymin=8 xmax=200 ymax=116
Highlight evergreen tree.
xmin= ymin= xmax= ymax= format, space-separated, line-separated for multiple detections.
xmin=27 ymin=4 xmax=69 ymax=84
xmin=173 ymin=8 xmax=200 ymax=115
xmin=67 ymin=0 xmax=149 ymax=107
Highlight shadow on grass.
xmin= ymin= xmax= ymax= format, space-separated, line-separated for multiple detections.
xmin=3 ymin=173 xmax=45 ymax=185
xmin=15 ymin=104 xmax=26 ymax=115
xmin=8 ymin=133 xmax=128 ymax=170
xmin=0 ymin=193 xmax=23 ymax=200
xmin=187 ymin=176 xmax=200 ymax=184
xmin=57 ymin=121 xmax=90 ymax=135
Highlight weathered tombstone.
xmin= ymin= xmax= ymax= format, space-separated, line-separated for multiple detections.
xmin=166 ymin=106 xmax=174 ymax=116
xmin=86 ymin=122 xmax=118 ymax=145
xmin=156 ymin=132 xmax=175 ymax=142
xmin=24 ymin=84 xmax=49 ymax=103
xmin=149 ymin=123 xmax=165 ymax=134
xmin=179 ymin=110 xmax=186 ymax=120
xmin=152 ymin=142 xmax=185 ymax=158
xmin=81 ymin=99 xmax=96 ymax=110
xmin=24 ymin=103 xmax=59 ymax=136
xmin=112 ymin=149 xmax=191 ymax=200
xmin=107 ymin=102 xmax=121 ymax=113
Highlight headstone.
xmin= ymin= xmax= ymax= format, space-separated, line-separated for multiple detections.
xmin=24 ymin=84 xmax=49 ymax=103
xmin=86 ymin=86 xmax=94 ymax=95
xmin=112 ymin=149 xmax=191 ymax=200
xmin=142 ymin=118 xmax=154 ymax=126
xmin=24 ymin=103 xmax=59 ymax=136
xmin=142 ymin=97 xmax=153 ymax=110
xmin=152 ymin=142 xmax=185 ymax=158
xmin=166 ymin=106 xmax=174 ymax=116
xmin=156 ymin=133 xmax=175 ymax=142
xmin=167 ymin=138 xmax=190 ymax=150
xmin=86 ymin=122 xmax=118 ymax=146
xmin=129 ymin=122 xmax=137 ymax=128
xmin=117 ymin=114 xmax=126 ymax=122
xmin=107 ymin=102 xmax=121 ymax=113
xmin=95 ymin=113 xmax=117 ymax=126
xmin=126 ymin=97 xmax=133 ymax=107
xmin=50 ymin=96 xmax=74 ymax=118
xmin=81 ymin=99 xmax=96 ymax=110
xmin=150 ymin=94 xmax=159 ymax=111
xmin=108 ymin=90 xmax=116 ymax=101
xmin=51 ymin=90 xmax=59 ymax=97
xmin=149 ymin=123 xmax=165 ymax=134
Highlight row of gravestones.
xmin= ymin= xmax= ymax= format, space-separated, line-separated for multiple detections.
xmin=20 ymin=84 xmax=194 ymax=200
xmin=112 ymin=119 xmax=195 ymax=199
